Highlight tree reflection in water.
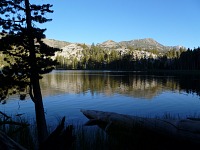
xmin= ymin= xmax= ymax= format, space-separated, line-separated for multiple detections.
xmin=40 ymin=71 xmax=200 ymax=99
xmin=1 ymin=70 xmax=200 ymax=103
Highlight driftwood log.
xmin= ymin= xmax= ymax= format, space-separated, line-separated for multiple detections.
xmin=81 ymin=109 xmax=200 ymax=144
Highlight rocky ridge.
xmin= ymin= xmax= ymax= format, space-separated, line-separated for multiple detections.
xmin=45 ymin=38 xmax=185 ymax=61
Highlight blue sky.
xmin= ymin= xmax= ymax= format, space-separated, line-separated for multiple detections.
xmin=32 ymin=0 xmax=200 ymax=49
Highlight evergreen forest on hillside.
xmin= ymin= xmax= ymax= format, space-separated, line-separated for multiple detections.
xmin=1 ymin=42 xmax=200 ymax=71
xmin=55 ymin=44 xmax=200 ymax=71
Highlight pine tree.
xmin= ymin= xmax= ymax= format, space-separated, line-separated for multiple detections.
xmin=0 ymin=0 xmax=60 ymax=144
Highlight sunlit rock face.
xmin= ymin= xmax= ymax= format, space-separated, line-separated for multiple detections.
xmin=53 ymin=43 xmax=84 ymax=61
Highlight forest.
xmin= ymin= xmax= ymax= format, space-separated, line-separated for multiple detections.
xmin=1 ymin=41 xmax=200 ymax=71
xmin=55 ymin=44 xmax=200 ymax=71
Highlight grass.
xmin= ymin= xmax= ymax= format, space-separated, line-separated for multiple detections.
xmin=0 ymin=113 xmax=200 ymax=150
xmin=73 ymin=124 xmax=199 ymax=150
xmin=0 ymin=112 xmax=36 ymax=150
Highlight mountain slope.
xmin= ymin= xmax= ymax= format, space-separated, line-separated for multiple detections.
xmin=44 ymin=38 xmax=186 ymax=62
xmin=42 ymin=38 xmax=70 ymax=49
xmin=119 ymin=38 xmax=166 ymax=51
xmin=98 ymin=38 xmax=184 ymax=52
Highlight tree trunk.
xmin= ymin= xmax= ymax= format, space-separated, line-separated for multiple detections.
xmin=31 ymin=77 xmax=48 ymax=144
xmin=24 ymin=0 xmax=48 ymax=144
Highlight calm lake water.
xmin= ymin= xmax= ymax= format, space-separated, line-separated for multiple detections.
xmin=1 ymin=70 xmax=200 ymax=125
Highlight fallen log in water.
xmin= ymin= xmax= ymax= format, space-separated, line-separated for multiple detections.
xmin=81 ymin=109 xmax=200 ymax=144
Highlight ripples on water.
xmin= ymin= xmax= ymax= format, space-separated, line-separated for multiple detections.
xmin=1 ymin=70 xmax=200 ymax=125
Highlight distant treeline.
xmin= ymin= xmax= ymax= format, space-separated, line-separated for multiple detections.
xmin=55 ymin=44 xmax=200 ymax=71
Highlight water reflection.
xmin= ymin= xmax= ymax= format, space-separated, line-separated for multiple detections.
xmin=1 ymin=70 xmax=200 ymax=124
xmin=40 ymin=70 xmax=200 ymax=99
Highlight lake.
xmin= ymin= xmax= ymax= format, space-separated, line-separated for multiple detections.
xmin=1 ymin=70 xmax=200 ymax=126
